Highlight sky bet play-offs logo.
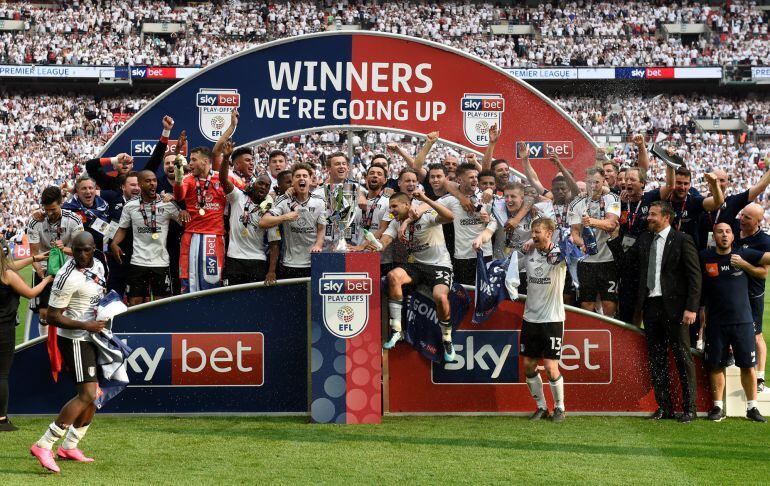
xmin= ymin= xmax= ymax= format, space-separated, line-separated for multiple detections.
xmin=118 ymin=332 xmax=263 ymax=386
xmin=461 ymin=93 xmax=504 ymax=147
xmin=319 ymin=272 xmax=372 ymax=339
xmin=196 ymin=89 xmax=241 ymax=142
xmin=515 ymin=141 xmax=574 ymax=160
xmin=431 ymin=329 xmax=611 ymax=384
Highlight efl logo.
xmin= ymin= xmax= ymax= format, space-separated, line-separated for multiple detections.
xmin=197 ymin=88 xmax=241 ymax=142
xmin=645 ymin=67 xmax=674 ymax=79
xmin=461 ymin=93 xmax=504 ymax=148
xmin=119 ymin=332 xmax=264 ymax=386
xmin=319 ymin=272 xmax=372 ymax=338
xmin=516 ymin=141 xmax=574 ymax=160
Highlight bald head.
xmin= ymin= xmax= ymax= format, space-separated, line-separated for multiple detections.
xmin=72 ymin=230 xmax=94 ymax=247
xmin=72 ymin=230 xmax=95 ymax=268
xmin=740 ymin=202 xmax=764 ymax=235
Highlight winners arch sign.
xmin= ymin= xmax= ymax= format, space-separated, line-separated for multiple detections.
xmin=102 ymin=32 xmax=598 ymax=182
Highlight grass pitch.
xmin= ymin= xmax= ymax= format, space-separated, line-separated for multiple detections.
xmin=1 ymin=415 xmax=768 ymax=484
xmin=6 ymin=268 xmax=770 ymax=484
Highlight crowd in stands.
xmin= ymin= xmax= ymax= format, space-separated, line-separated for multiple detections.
xmin=0 ymin=1 xmax=768 ymax=68
xmin=1 ymin=89 xmax=769 ymax=236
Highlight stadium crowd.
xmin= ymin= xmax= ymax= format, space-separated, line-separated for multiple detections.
xmin=0 ymin=0 xmax=769 ymax=67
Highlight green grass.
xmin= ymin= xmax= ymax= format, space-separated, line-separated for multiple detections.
xmin=1 ymin=416 xmax=768 ymax=484
xmin=14 ymin=266 xmax=31 ymax=346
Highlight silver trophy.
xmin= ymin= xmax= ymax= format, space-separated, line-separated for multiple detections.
xmin=327 ymin=182 xmax=356 ymax=252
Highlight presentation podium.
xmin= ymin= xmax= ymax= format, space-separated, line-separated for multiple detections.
xmin=310 ymin=253 xmax=382 ymax=424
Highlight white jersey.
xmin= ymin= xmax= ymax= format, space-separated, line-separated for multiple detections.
xmin=26 ymin=210 xmax=84 ymax=269
xmin=226 ymin=190 xmax=278 ymax=261
xmin=49 ymin=259 xmax=106 ymax=341
xmin=384 ymin=209 xmax=451 ymax=268
xmin=522 ymin=246 xmax=566 ymax=323
xmin=119 ymin=198 xmax=179 ymax=267
xmin=363 ymin=192 xmax=392 ymax=264
xmin=382 ymin=198 xmax=422 ymax=265
xmin=439 ymin=191 xmax=497 ymax=260
xmin=567 ymin=193 xmax=621 ymax=263
xmin=269 ymin=194 xmax=326 ymax=268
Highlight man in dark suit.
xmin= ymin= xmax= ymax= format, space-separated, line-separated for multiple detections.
xmin=630 ymin=201 xmax=702 ymax=422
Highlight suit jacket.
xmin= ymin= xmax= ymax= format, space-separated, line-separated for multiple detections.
xmin=629 ymin=228 xmax=702 ymax=319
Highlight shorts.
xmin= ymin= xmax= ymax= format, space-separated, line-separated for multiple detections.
xmin=180 ymin=233 xmax=225 ymax=293
xmin=750 ymin=294 xmax=764 ymax=335
xmin=577 ymin=261 xmax=618 ymax=304
xmin=704 ymin=322 xmax=756 ymax=369
xmin=398 ymin=263 xmax=453 ymax=290
xmin=58 ymin=336 xmax=98 ymax=383
xmin=126 ymin=265 xmax=172 ymax=299
xmin=279 ymin=265 xmax=311 ymax=280
xmin=31 ymin=272 xmax=53 ymax=311
xmin=520 ymin=320 xmax=564 ymax=360
xmin=452 ymin=256 xmax=490 ymax=286
xmin=224 ymin=257 xmax=267 ymax=286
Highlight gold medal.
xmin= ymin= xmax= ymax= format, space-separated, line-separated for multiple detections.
xmin=152 ymin=233 xmax=160 ymax=240
xmin=198 ymin=208 xmax=205 ymax=216
xmin=241 ymin=229 xmax=249 ymax=237
xmin=407 ymin=255 xmax=416 ymax=264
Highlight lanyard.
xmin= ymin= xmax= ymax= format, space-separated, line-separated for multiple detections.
xmin=79 ymin=267 xmax=106 ymax=288
xmin=139 ymin=197 xmax=159 ymax=233
xmin=241 ymin=195 xmax=261 ymax=228
xmin=668 ymin=193 xmax=687 ymax=231
xmin=74 ymin=197 xmax=97 ymax=223
xmin=46 ymin=216 xmax=63 ymax=243
xmin=625 ymin=199 xmax=643 ymax=231
xmin=362 ymin=191 xmax=383 ymax=230
xmin=554 ymin=204 xmax=568 ymax=228
xmin=195 ymin=171 xmax=213 ymax=210
xmin=707 ymin=206 xmax=723 ymax=229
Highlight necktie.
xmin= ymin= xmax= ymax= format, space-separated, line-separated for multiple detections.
xmin=647 ymin=234 xmax=660 ymax=291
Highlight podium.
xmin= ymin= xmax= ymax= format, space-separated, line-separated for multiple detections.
xmin=310 ymin=252 xmax=382 ymax=424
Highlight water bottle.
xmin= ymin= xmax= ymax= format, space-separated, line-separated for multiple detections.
xmin=582 ymin=225 xmax=599 ymax=255
xmin=363 ymin=228 xmax=383 ymax=251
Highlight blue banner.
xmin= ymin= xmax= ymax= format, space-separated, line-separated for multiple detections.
xmin=403 ymin=283 xmax=469 ymax=362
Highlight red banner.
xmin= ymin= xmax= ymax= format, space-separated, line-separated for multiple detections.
xmin=388 ymin=297 xmax=711 ymax=413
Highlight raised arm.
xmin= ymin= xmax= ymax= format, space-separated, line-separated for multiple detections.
xmin=410 ymin=131 xmax=439 ymax=179
xmin=749 ymin=168 xmax=770 ymax=201
xmin=659 ymin=154 xmax=676 ymax=201
xmin=146 ymin=115 xmax=175 ymax=173
xmin=518 ymin=142 xmax=546 ymax=196
xmin=213 ymin=109 xmax=239 ymax=157
xmin=218 ymin=139 xmax=235 ymax=195
xmin=550 ymin=153 xmax=580 ymax=198
xmin=632 ymin=134 xmax=649 ymax=176
xmin=481 ymin=124 xmax=500 ymax=171
xmin=414 ymin=191 xmax=453 ymax=224
xmin=702 ymin=171 xmax=724 ymax=211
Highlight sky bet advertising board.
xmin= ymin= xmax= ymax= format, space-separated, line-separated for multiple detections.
xmin=9 ymin=284 xmax=308 ymax=414
xmin=388 ymin=295 xmax=712 ymax=414
xmin=100 ymin=32 xmax=597 ymax=187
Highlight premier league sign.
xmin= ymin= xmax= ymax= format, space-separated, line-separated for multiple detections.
xmin=100 ymin=32 xmax=598 ymax=184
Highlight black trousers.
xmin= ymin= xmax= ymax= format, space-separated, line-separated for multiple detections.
xmin=643 ymin=297 xmax=697 ymax=414
xmin=0 ymin=324 xmax=14 ymax=417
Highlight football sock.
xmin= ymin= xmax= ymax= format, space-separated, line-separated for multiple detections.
xmin=713 ymin=400 xmax=724 ymax=409
xmin=388 ymin=300 xmax=402 ymax=332
xmin=37 ymin=422 xmax=66 ymax=450
xmin=758 ymin=371 xmax=765 ymax=380
xmin=61 ymin=424 xmax=90 ymax=450
xmin=439 ymin=320 xmax=452 ymax=342
xmin=526 ymin=374 xmax=547 ymax=410
xmin=550 ymin=375 xmax=565 ymax=411
xmin=747 ymin=400 xmax=758 ymax=411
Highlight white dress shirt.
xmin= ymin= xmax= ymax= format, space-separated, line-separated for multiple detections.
xmin=648 ymin=225 xmax=671 ymax=297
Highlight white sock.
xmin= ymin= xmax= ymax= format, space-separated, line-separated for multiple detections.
xmin=526 ymin=374 xmax=547 ymax=410
xmin=61 ymin=424 xmax=90 ymax=450
xmin=747 ymin=400 xmax=758 ymax=410
xmin=550 ymin=375 xmax=565 ymax=411
xmin=439 ymin=320 xmax=452 ymax=342
xmin=713 ymin=400 xmax=724 ymax=409
xmin=36 ymin=422 xmax=66 ymax=450
xmin=38 ymin=322 xmax=48 ymax=339
xmin=388 ymin=300 xmax=402 ymax=332
xmin=758 ymin=371 xmax=765 ymax=380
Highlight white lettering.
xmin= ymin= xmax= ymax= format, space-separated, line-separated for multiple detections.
xmin=209 ymin=346 xmax=233 ymax=372
xmin=182 ymin=339 xmax=206 ymax=373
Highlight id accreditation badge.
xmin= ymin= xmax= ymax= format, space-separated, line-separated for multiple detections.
xmin=105 ymin=221 xmax=120 ymax=240
xmin=90 ymin=217 xmax=110 ymax=236
xmin=621 ymin=235 xmax=637 ymax=252
xmin=706 ymin=231 xmax=715 ymax=249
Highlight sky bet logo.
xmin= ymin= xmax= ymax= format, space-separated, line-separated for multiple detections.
xmin=516 ymin=141 xmax=574 ymax=160
xmin=319 ymin=272 xmax=372 ymax=339
xmin=196 ymin=91 xmax=241 ymax=107
xmin=118 ymin=332 xmax=264 ymax=386
xmin=130 ymin=139 xmax=185 ymax=158
xmin=432 ymin=330 xmax=611 ymax=384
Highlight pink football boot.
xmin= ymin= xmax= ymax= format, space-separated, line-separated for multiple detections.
xmin=30 ymin=444 xmax=60 ymax=473
xmin=57 ymin=447 xmax=95 ymax=462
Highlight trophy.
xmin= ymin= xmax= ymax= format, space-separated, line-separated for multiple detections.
xmin=327 ymin=182 xmax=356 ymax=252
